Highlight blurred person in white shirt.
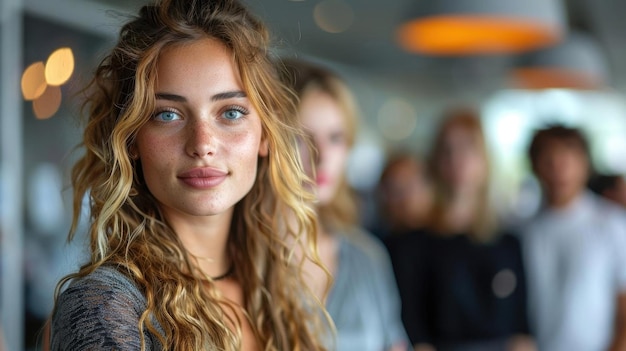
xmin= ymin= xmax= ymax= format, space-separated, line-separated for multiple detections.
xmin=521 ymin=124 xmax=626 ymax=351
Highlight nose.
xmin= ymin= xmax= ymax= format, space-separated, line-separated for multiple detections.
xmin=185 ymin=120 xmax=216 ymax=157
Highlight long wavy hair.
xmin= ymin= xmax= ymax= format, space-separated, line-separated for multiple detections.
xmin=54 ymin=0 xmax=329 ymax=349
xmin=427 ymin=107 xmax=497 ymax=242
xmin=278 ymin=59 xmax=359 ymax=232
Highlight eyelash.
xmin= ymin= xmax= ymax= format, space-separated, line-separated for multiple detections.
xmin=152 ymin=108 xmax=181 ymax=122
xmin=151 ymin=105 xmax=250 ymax=123
xmin=221 ymin=105 xmax=249 ymax=122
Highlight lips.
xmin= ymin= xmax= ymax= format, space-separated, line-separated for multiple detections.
xmin=316 ymin=172 xmax=330 ymax=186
xmin=178 ymin=167 xmax=228 ymax=189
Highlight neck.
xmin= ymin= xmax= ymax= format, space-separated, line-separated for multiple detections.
xmin=441 ymin=190 xmax=480 ymax=233
xmin=316 ymin=224 xmax=338 ymax=254
xmin=317 ymin=224 xmax=332 ymax=240
xmin=165 ymin=209 xmax=234 ymax=279
xmin=545 ymin=189 xmax=582 ymax=210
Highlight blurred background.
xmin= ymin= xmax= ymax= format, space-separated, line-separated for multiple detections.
xmin=2 ymin=0 xmax=626 ymax=349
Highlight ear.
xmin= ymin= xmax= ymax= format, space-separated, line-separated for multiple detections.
xmin=129 ymin=144 xmax=140 ymax=160
xmin=258 ymin=136 xmax=269 ymax=157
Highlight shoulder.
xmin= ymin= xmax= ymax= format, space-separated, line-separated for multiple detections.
xmin=51 ymin=266 xmax=154 ymax=350
xmin=383 ymin=229 xmax=430 ymax=256
xmin=494 ymin=230 xmax=523 ymax=247
xmin=581 ymin=193 xmax=626 ymax=239
xmin=58 ymin=265 xmax=146 ymax=308
xmin=591 ymin=194 xmax=626 ymax=221
xmin=342 ymin=227 xmax=391 ymax=264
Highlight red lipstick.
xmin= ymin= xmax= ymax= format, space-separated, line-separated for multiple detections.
xmin=316 ymin=172 xmax=330 ymax=186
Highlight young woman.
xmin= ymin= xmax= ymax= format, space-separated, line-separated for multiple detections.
xmin=387 ymin=108 xmax=534 ymax=351
xmin=280 ymin=59 xmax=409 ymax=351
xmin=50 ymin=1 xmax=330 ymax=350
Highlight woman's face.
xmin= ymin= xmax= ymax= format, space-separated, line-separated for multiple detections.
xmin=436 ymin=125 xmax=487 ymax=193
xmin=383 ymin=159 xmax=433 ymax=228
xmin=299 ymin=89 xmax=349 ymax=205
xmin=134 ymin=38 xmax=267 ymax=224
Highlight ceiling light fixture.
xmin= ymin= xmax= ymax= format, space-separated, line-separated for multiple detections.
xmin=510 ymin=31 xmax=609 ymax=90
xmin=397 ymin=0 xmax=566 ymax=56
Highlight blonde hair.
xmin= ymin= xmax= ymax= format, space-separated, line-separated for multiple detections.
xmin=55 ymin=0 xmax=329 ymax=349
xmin=427 ymin=107 xmax=497 ymax=242
xmin=278 ymin=59 xmax=359 ymax=231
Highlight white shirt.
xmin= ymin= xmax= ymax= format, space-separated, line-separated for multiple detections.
xmin=521 ymin=192 xmax=626 ymax=351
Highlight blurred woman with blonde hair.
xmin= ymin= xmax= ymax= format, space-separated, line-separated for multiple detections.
xmin=280 ymin=58 xmax=409 ymax=351
xmin=387 ymin=107 xmax=534 ymax=351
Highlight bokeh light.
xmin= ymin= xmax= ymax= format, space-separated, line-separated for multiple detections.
xmin=377 ymin=98 xmax=418 ymax=141
xmin=32 ymin=85 xmax=62 ymax=120
xmin=313 ymin=0 xmax=354 ymax=33
xmin=21 ymin=62 xmax=47 ymax=101
xmin=45 ymin=47 xmax=75 ymax=86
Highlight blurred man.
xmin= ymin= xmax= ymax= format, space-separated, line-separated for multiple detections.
xmin=521 ymin=125 xmax=626 ymax=351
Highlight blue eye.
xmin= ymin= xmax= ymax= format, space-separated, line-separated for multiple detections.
xmin=223 ymin=108 xmax=247 ymax=120
xmin=329 ymin=131 xmax=346 ymax=145
xmin=154 ymin=110 xmax=181 ymax=121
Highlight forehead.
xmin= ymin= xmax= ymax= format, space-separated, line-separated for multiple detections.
xmin=441 ymin=124 xmax=481 ymax=146
xmin=538 ymin=137 xmax=586 ymax=156
xmin=155 ymin=37 xmax=243 ymax=92
xmin=299 ymin=89 xmax=346 ymax=130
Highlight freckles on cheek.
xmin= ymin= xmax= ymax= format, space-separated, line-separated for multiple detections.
xmin=139 ymin=139 xmax=174 ymax=173
xmin=229 ymin=130 xmax=262 ymax=158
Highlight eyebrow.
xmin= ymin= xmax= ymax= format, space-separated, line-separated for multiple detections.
xmin=155 ymin=91 xmax=247 ymax=102
xmin=211 ymin=91 xmax=246 ymax=101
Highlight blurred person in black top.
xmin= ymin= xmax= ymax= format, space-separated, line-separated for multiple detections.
xmin=386 ymin=107 xmax=534 ymax=351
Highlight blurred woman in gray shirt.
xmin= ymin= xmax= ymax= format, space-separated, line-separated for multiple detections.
xmin=280 ymin=59 xmax=409 ymax=351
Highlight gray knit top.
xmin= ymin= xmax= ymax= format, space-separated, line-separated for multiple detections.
xmin=50 ymin=266 xmax=164 ymax=350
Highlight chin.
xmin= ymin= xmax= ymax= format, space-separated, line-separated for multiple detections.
xmin=316 ymin=193 xmax=334 ymax=207
xmin=310 ymin=184 xmax=327 ymax=202
xmin=316 ymin=198 xmax=332 ymax=207
xmin=181 ymin=203 xmax=233 ymax=217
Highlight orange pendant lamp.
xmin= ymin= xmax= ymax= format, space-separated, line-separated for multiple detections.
xmin=511 ymin=31 xmax=608 ymax=90
xmin=397 ymin=0 xmax=566 ymax=56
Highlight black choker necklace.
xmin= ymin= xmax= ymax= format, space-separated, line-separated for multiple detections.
xmin=211 ymin=262 xmax=235 ymax=281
